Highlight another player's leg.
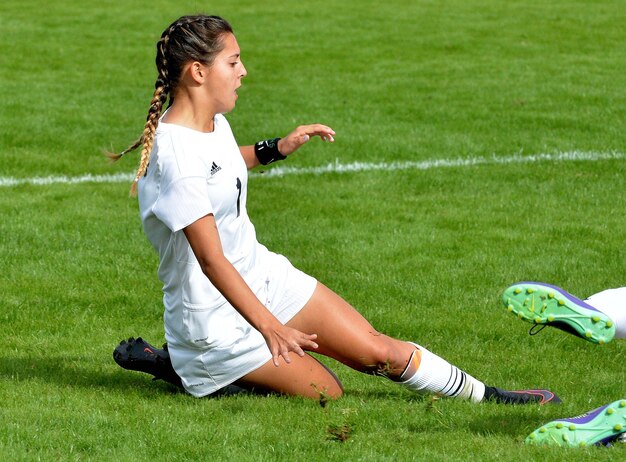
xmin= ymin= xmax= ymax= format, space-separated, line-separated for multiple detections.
xmin=288 ymin=283 xmax=560 ymax=405
xmin=502 ymin=282 xmax=618 ymax=344
xmin=526 ymin=399 xmax=626 ymax=447
xmin=585 ymin=287 xmax=626 ymax=339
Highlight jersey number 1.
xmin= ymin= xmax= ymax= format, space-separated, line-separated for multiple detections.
xmin=236 ymin=177 xmax=242 ymax=217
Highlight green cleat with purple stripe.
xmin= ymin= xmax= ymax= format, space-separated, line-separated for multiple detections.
xmin=502 ymin=282 xmax=615 ymax=344
xmin=526 ymin=399 xmax=626 ymax=447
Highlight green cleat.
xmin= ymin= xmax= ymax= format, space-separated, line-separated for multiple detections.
xmin=502 ymin=282 xmax=615 ymax=344
xmin=526 ymin=400 xmax=626 ymax=447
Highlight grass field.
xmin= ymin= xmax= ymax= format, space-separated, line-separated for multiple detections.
xmin=1 ymin=0 xmax=625 ymax=460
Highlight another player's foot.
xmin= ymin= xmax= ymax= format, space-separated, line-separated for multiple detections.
xmin=484 ymin=387 xmax=561 ymax=405
xmin=526 ymin=399 xmax=626 ymax=447
xmin=502 ymin=282 xmax=615 ymax=344
xmin=113 ymin=337 xmax=182 ymax=388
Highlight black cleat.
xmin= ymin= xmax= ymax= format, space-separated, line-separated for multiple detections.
xmin=113 ymin=337 xmax=182 ymax=388
xmin=484 ymin=386 xmax=561 ymax=405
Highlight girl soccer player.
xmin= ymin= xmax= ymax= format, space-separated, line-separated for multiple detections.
xmin=110 ymin=14 xmax=558 ymax=405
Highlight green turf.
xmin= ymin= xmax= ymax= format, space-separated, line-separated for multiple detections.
xmin=1 ymin=0 xmax=625 ymax=460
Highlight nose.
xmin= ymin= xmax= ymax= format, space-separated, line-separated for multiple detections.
xmin=240 ymin=61 xmax=247 ymax=78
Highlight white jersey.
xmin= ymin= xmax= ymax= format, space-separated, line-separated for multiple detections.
xmin=136 ymin=114 xmax=317 ymax=396
xmin=138 ymin=114 xmax=265 ymax=344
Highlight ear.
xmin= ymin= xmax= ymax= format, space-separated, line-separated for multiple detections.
xmin=188 ymin=61 xmax=206 ymax=84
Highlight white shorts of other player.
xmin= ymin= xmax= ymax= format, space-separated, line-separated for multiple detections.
xmin=586 ymin=287 xmax=626 ymax=339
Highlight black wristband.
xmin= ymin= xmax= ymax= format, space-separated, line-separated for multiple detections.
xmin=254 ymin=138 xmax=286 ymax=165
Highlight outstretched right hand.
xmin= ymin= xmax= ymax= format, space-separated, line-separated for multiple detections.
xmin=261 ymin=322 xmax=319 ymax=367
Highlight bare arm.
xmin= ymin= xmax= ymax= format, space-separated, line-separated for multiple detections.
xmin=239 ymin=144 xmax=258 ymax=169
xmin=183 ymin=214 xmax=318 ymax=366
xmin=239 ymin=124 xmax=335 ymax=169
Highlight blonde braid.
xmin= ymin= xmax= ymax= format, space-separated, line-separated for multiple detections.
xmin=130 ymin=87 xmax=166 ymax=187
xmin=129 ymin=33 xmax=171 ymax=195
xmin=105 ymin=137 xmax=142 ymax=162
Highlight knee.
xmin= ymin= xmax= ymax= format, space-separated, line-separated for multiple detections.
xmin=360 ymin=339 xmax=409 ymax=378
xmin=309 ymin=372 xmax=344 ymax=400
xmin=317 ymin=380 xmax=344 ymax=400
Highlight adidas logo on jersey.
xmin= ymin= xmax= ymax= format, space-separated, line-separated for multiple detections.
xmin=210 ymin=162 xmax=222 ymax=176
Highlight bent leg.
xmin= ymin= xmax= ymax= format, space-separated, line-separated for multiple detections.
xmin=286 ymin=282 xmax=415 ymax=378
xmin=286 ymin=283 xmax=560 ymax=405
xmin=236 ymin=352 xmax=343 ymax=399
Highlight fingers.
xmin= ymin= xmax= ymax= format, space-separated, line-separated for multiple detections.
xmin=280 ymin=348 xmax=292 ymax=365
xmin=270 ymin=331 xmax=319 ymax=366
xmin=279 ymin=124 xmax=336 ymax=156
xmin=273 ymin=344 xmax=294 ymax=367
xmin=271 ymin=344 xmax=290 ymax=367
xmin=302 ymin=333 xmax=318 ymax=351
xmin=298 ymin=124 xmax=335 ymax=143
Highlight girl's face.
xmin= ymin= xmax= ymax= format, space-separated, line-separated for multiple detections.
xmin=203 ymin=33 xmax=247 ymax=114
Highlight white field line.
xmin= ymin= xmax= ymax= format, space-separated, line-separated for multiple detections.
xmin=255 ymin=150 xmax=625 ymax=178
xmin=1 ymin=151 xmax=623 ymax=187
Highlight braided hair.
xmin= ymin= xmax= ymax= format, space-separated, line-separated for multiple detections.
xmin=108 ymin=15 xmax=233 ymax=195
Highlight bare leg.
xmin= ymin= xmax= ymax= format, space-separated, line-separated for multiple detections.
xmin=287 ymin=283 xmax=549 ymax=404
xmin=236 ymin=351 xmax=343 ymax=399
xmin=233 ymin=282 xmax=412 ymax=400
xmin=234 ymin=283 xmax=560 ymax=405
xmin=286 ymin=282 xmax=416 ymax=379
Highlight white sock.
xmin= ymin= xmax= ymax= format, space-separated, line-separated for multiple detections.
xmin=399 ymin=342 xmax=485 ymax=403
xmin=585 ymin=287 xmax=626 ymax=339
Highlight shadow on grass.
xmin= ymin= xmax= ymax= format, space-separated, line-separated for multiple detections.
xmin=0 ymin=354 xmax=254 ymax=399
xmin=400 ymin=404 xmax=550 ymax=440
xmin=346 ymin=386 xmax=557 ymax=439
xmin=0 ymin=354 xmax=183 ymax=393
xmin=468 ymin=413 xmax=544 ymax=438
xmin=346 ymin=385 xmax=413 ymax=399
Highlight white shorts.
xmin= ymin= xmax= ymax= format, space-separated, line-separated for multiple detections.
xmin=167 ymin=251 xmax=317 ymax=397
xmin=586 ymin=287 xmax=626 ymax=339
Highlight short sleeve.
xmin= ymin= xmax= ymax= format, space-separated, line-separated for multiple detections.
xmin=153 ymin=176 xmax=213 ymax=232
